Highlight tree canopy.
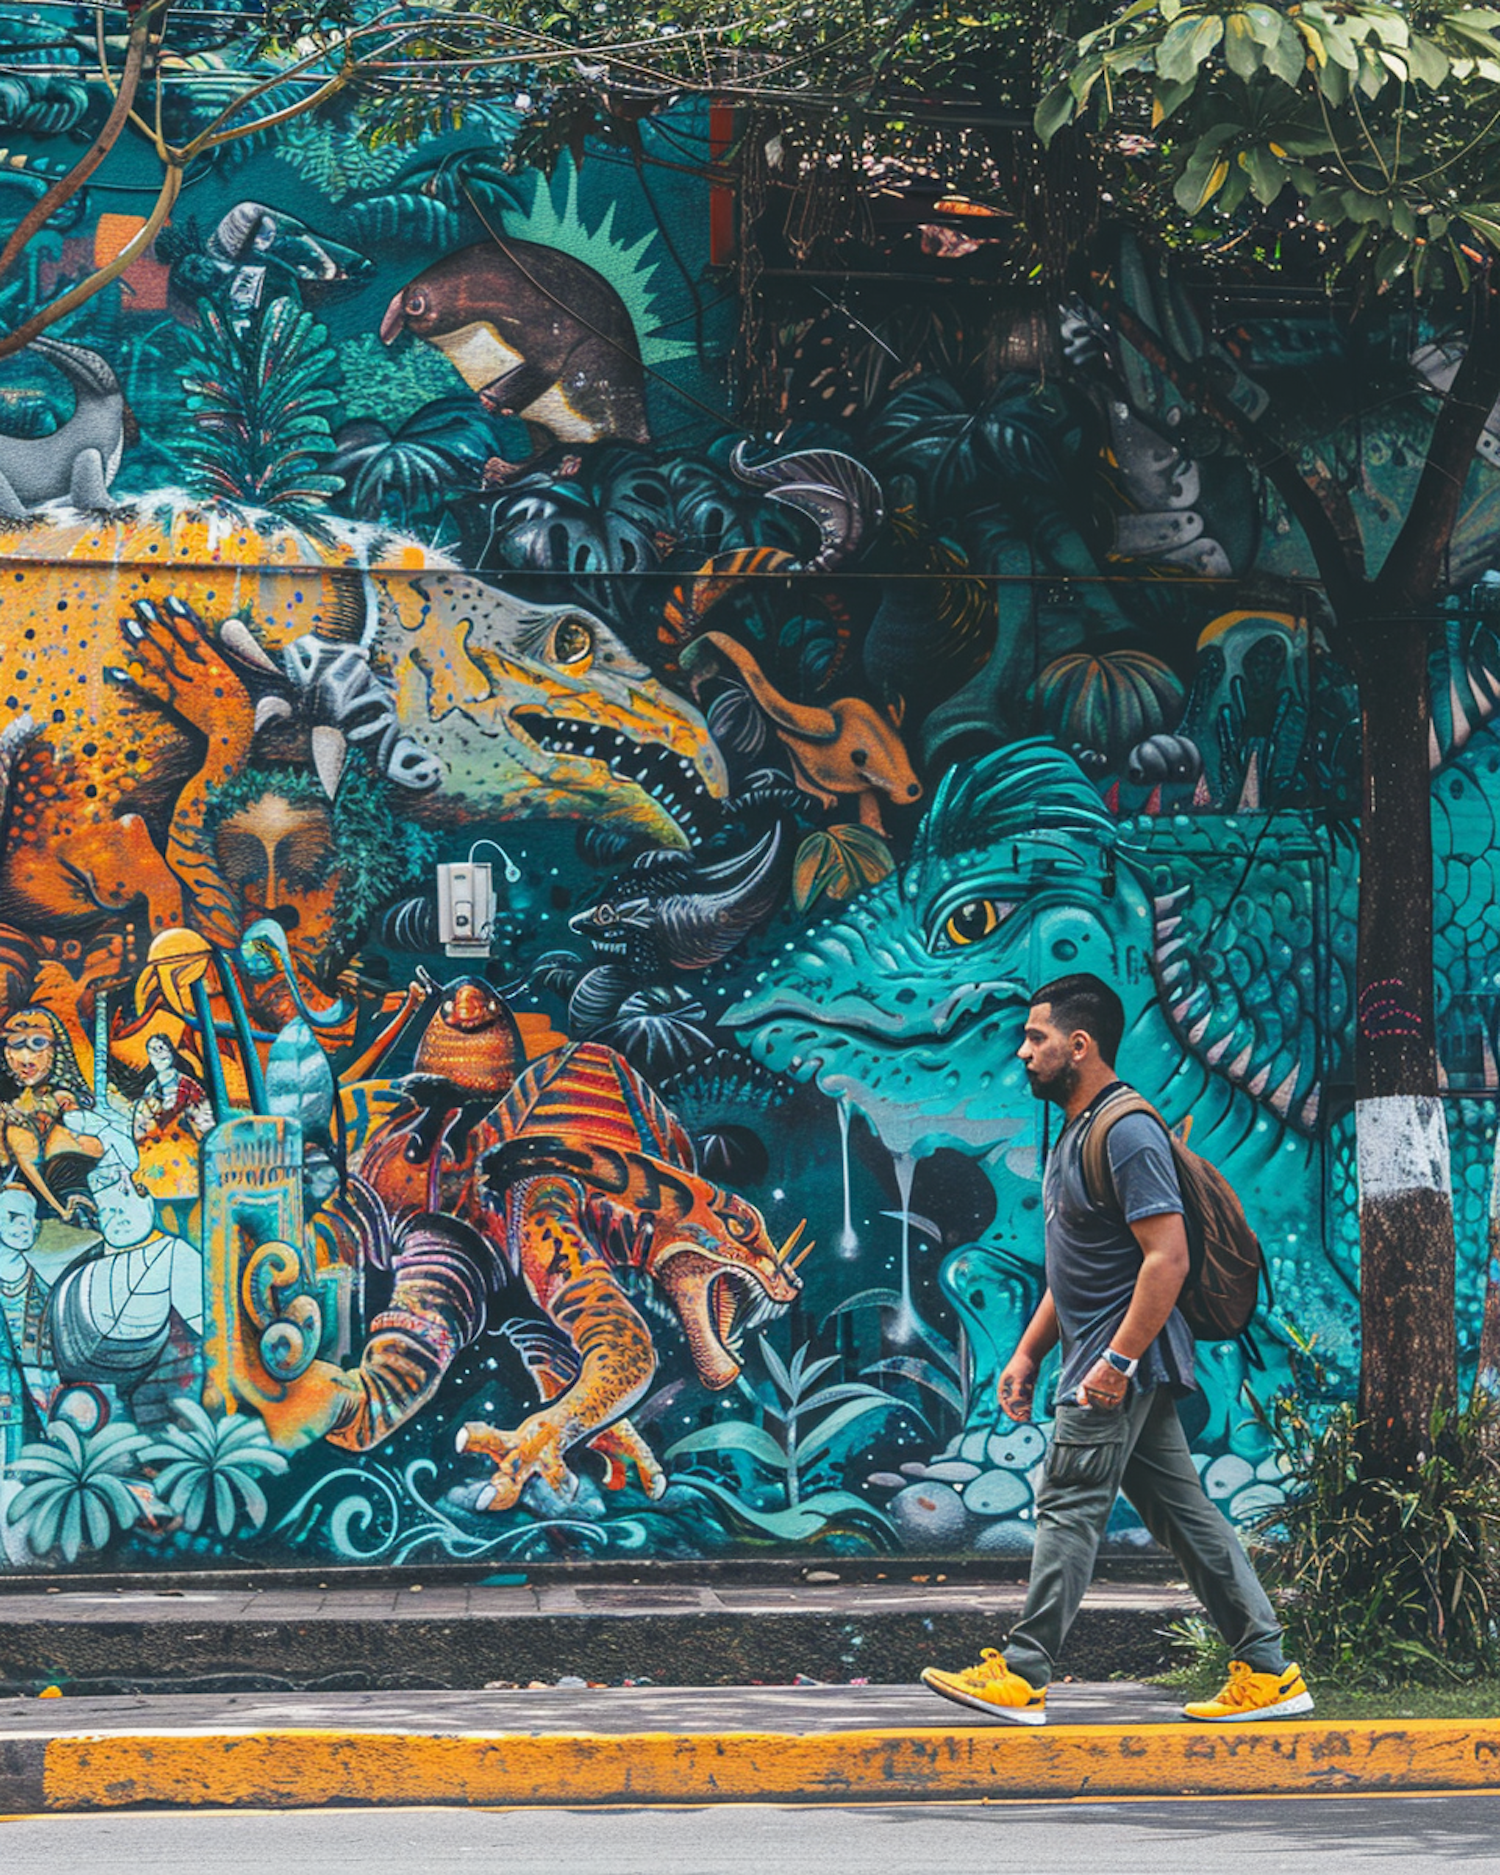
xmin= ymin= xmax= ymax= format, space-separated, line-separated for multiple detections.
xmin=1036 ymin=0 xmax=1500 ymax=295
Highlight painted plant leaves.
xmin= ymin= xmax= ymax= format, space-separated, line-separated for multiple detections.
xmin=792 ymin=824 xmax=895 ymax=912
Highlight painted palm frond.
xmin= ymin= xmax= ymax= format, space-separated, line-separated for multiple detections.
xmin=141 ymin=1399 xmax=289 ymax=1538
xmin=4 ymin=1420 xmax=148 ymax=1563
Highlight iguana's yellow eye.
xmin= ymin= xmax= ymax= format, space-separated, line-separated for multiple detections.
xmin=937 ymin=896 xmax=1020 ymax=945
xmin=943 ymin=899 xmax=1006 ymax=946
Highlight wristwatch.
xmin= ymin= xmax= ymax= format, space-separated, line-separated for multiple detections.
xmin=1101 ymin=1348 xmax=1139 ymax=1378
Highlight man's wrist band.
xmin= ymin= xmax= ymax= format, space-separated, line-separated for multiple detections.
xmin=1102 ymin=1348 xmax=1139 ymax=1378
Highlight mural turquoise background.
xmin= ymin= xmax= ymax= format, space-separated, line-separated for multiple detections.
xmin=0 ymin=14 xmax=1498 ymax=1571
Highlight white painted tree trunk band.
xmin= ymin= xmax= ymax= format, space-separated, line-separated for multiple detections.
xmin=1356 ymin=1095 xmax=1453 ymax=1203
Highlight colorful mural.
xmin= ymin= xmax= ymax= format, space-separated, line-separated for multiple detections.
xmin=3 ymin=25 xmax=1500 ymax=1571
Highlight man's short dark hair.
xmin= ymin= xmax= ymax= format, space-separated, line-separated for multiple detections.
xmin=1030 ymin=973 xmax=1125 ymax=1066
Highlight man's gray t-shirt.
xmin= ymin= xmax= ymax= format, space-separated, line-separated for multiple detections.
xmin=1042 ymin=1090 xmax=1197 ymax=1400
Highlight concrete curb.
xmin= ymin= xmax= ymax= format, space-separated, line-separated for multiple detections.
xmin=3 ymin=1720 xmax=1500 ymax=1812
xmin=0 ymin=1584 xmax=1191 ymax=1693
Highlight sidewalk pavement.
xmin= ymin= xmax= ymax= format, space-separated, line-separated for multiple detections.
xmin=0 ymin=1575 xmax=1195 ymax=1695
xmin=1 ymin=1681 xmax=1498 ymax=1812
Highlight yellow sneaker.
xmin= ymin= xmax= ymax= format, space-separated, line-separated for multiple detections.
xmin=1183 ymin=1660 xmax=1314 ymax=1722
xmin=920 ymin=1648 xmax=1047 ymax=1725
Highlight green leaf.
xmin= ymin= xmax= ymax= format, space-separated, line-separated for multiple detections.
xmin=792 ymin=826 xmax=894 ymax=913
xmin=1460 ymin=206 xmax=1500 ymax=251
xmin=1265 ymin=20 xmax=1306 ymax=80
xmin=235 ymin=1475 xmax=270 ymax=1532
xmin=798 ymin=1394 xmax=903 ymax=1466
xmin=182 ymin=1476 xmax=210 ymax=1534
xmin=8 ymin=1452 xmax=71 ymax=1481
xmin=863 ymin=1357 xmax=966 ymax=1416
xmin=1404 ymin=33 xmax=1450 ymax=83
xmin=1225 ymin=13 xmax=1264 ymax=78
xmin=1244 ymin=145 xmax=1288 ymax=205
xmin=93 ymin=1474 xmax=142 ymax=1528
xmin=788 ymin=1348 xmax=840 ymax=1395
xmin=1320 ymin=16 xmax=1361 ymax=68
xmin=1157 ymin=12 xmax=1221 ymax=81
xmin=1189 ymin=13 xmax=1226 ymax=62
xmin=212 ymin=1474 xmax=236 ymax=1537
xmin=46 ymin=1422 xmax=83 ymax=1467
xmin=58 ymin=1495 xmax=83 ymax=1565
xmin=1219 ymin=163 xmax=1251 ymax=212
xmin=796 ymin=1381 xmax=905 ymax=1418
xmin=82 ymin=1490 xmax=112 ymax=1553
xmin=1152 ymin=76 xmax=1196 ymax=119
xmin=1035 ymin=77 xmax=1080 ymax=144
xmin=758 ymin=1338 xmax=794 ymax=1401
xmin=666 ymin=1423 xmax=789 ymax=1469
xmin=26 ymin=1488 xmax=69 ymax=1558
xmin=8 ymin=1477 xmax=65 ymax=1526
xmin=1374 ymin=234 xmax=1412 ymax=284
xmin=1068 ymin=57 xmax=1106 ymax=106
xmin=819 ymin=1288 xmax=903 ymax=1327
xmin=679 ymin=1476 xmax=894 ymax=1543
xmin=1243 ymin=4 xmax=1284 ymax=47
xmin=1175 ymin=151 xmax=1232 ymax=212
xmin=1342 ymin=188 xmax=1390 ymax=223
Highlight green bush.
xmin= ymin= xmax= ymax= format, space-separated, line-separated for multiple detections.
xmin=1180 ymin=1395 xmax=1500 ymax=1689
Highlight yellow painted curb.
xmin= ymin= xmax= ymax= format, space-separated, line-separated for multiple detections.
xmin=29 ymin=1720 xmax=1500 ymax=1811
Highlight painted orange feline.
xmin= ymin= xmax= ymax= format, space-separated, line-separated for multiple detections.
xmin=273 ymin=1043 xmax=804 ymax=1510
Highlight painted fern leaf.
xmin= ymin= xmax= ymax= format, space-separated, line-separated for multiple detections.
xmin=180 ymin=297 xmax=343 ymax=515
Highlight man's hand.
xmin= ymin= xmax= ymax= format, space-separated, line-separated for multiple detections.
xmin=1076 ymin=1356 xmax=1129 ymax=1410
xmin=997 ymin=1351 xmax=1039 ymax=1422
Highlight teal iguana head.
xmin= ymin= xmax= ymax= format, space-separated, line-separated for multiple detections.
xmin=730 ymin=741 xmax=1159 ymax=1157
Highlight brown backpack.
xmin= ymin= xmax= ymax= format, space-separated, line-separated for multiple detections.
xmin=1078 ymin=1084 xmax=1268 ymax=1345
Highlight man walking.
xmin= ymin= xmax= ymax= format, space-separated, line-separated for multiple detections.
xmin=920 ymin=973 xmax=1312 ymax=1726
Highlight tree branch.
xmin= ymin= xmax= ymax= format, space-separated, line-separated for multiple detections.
xmin=0 ymin=0 xmax=171 ymax=288
xmin=0 ymin=165 xmax=183 ymax=365
xmin=1379 ymin=300 xmax=1500 ymax=608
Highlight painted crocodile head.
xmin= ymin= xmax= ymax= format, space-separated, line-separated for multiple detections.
xmin=376 ymin=572 xmax=728 ymax=847
xmin=729 ymin=741 xmax=1158 ymax=1160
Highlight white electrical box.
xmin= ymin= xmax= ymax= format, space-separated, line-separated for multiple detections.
xmin=436 ymin=861 xmax=495 ymax=957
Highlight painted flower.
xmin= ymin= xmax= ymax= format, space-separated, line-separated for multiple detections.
xmin=141 ymin=1400 xmax=289 ymax=1538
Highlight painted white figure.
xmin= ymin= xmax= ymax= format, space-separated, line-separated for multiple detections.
xmin=46 ymin=1112 xmax=204 ymax=1388
xmin=0 ymin=1185 xmax=56 ymax=1453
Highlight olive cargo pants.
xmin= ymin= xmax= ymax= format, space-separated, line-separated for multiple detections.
xmin=1003 ymin=1384 xmax=1286 ymax=1688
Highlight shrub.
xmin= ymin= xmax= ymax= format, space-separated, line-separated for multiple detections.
xmin=1216 ymin=1395 xmax=1500 ymax=1688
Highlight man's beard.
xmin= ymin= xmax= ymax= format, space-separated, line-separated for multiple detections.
xmin=1027 ymin=1060 xmax=1079 ymax=1106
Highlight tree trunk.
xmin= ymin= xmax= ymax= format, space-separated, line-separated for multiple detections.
xmin=1353 ymin=610 xmax=1457 ymax=1472
xmin=1475 ymin=1134 xmax=1500 ymax=1408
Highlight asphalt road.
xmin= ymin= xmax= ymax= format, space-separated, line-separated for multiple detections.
xmin=3 ymin=1797 xmax=1500 ymax=1872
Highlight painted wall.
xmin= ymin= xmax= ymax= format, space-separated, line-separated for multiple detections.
xmin=0 ymin=42 xmax=1497 ymax=1571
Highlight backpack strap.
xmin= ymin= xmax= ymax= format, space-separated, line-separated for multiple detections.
xmin=1078 ymin=1084 xmax=1170 ymax=1213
